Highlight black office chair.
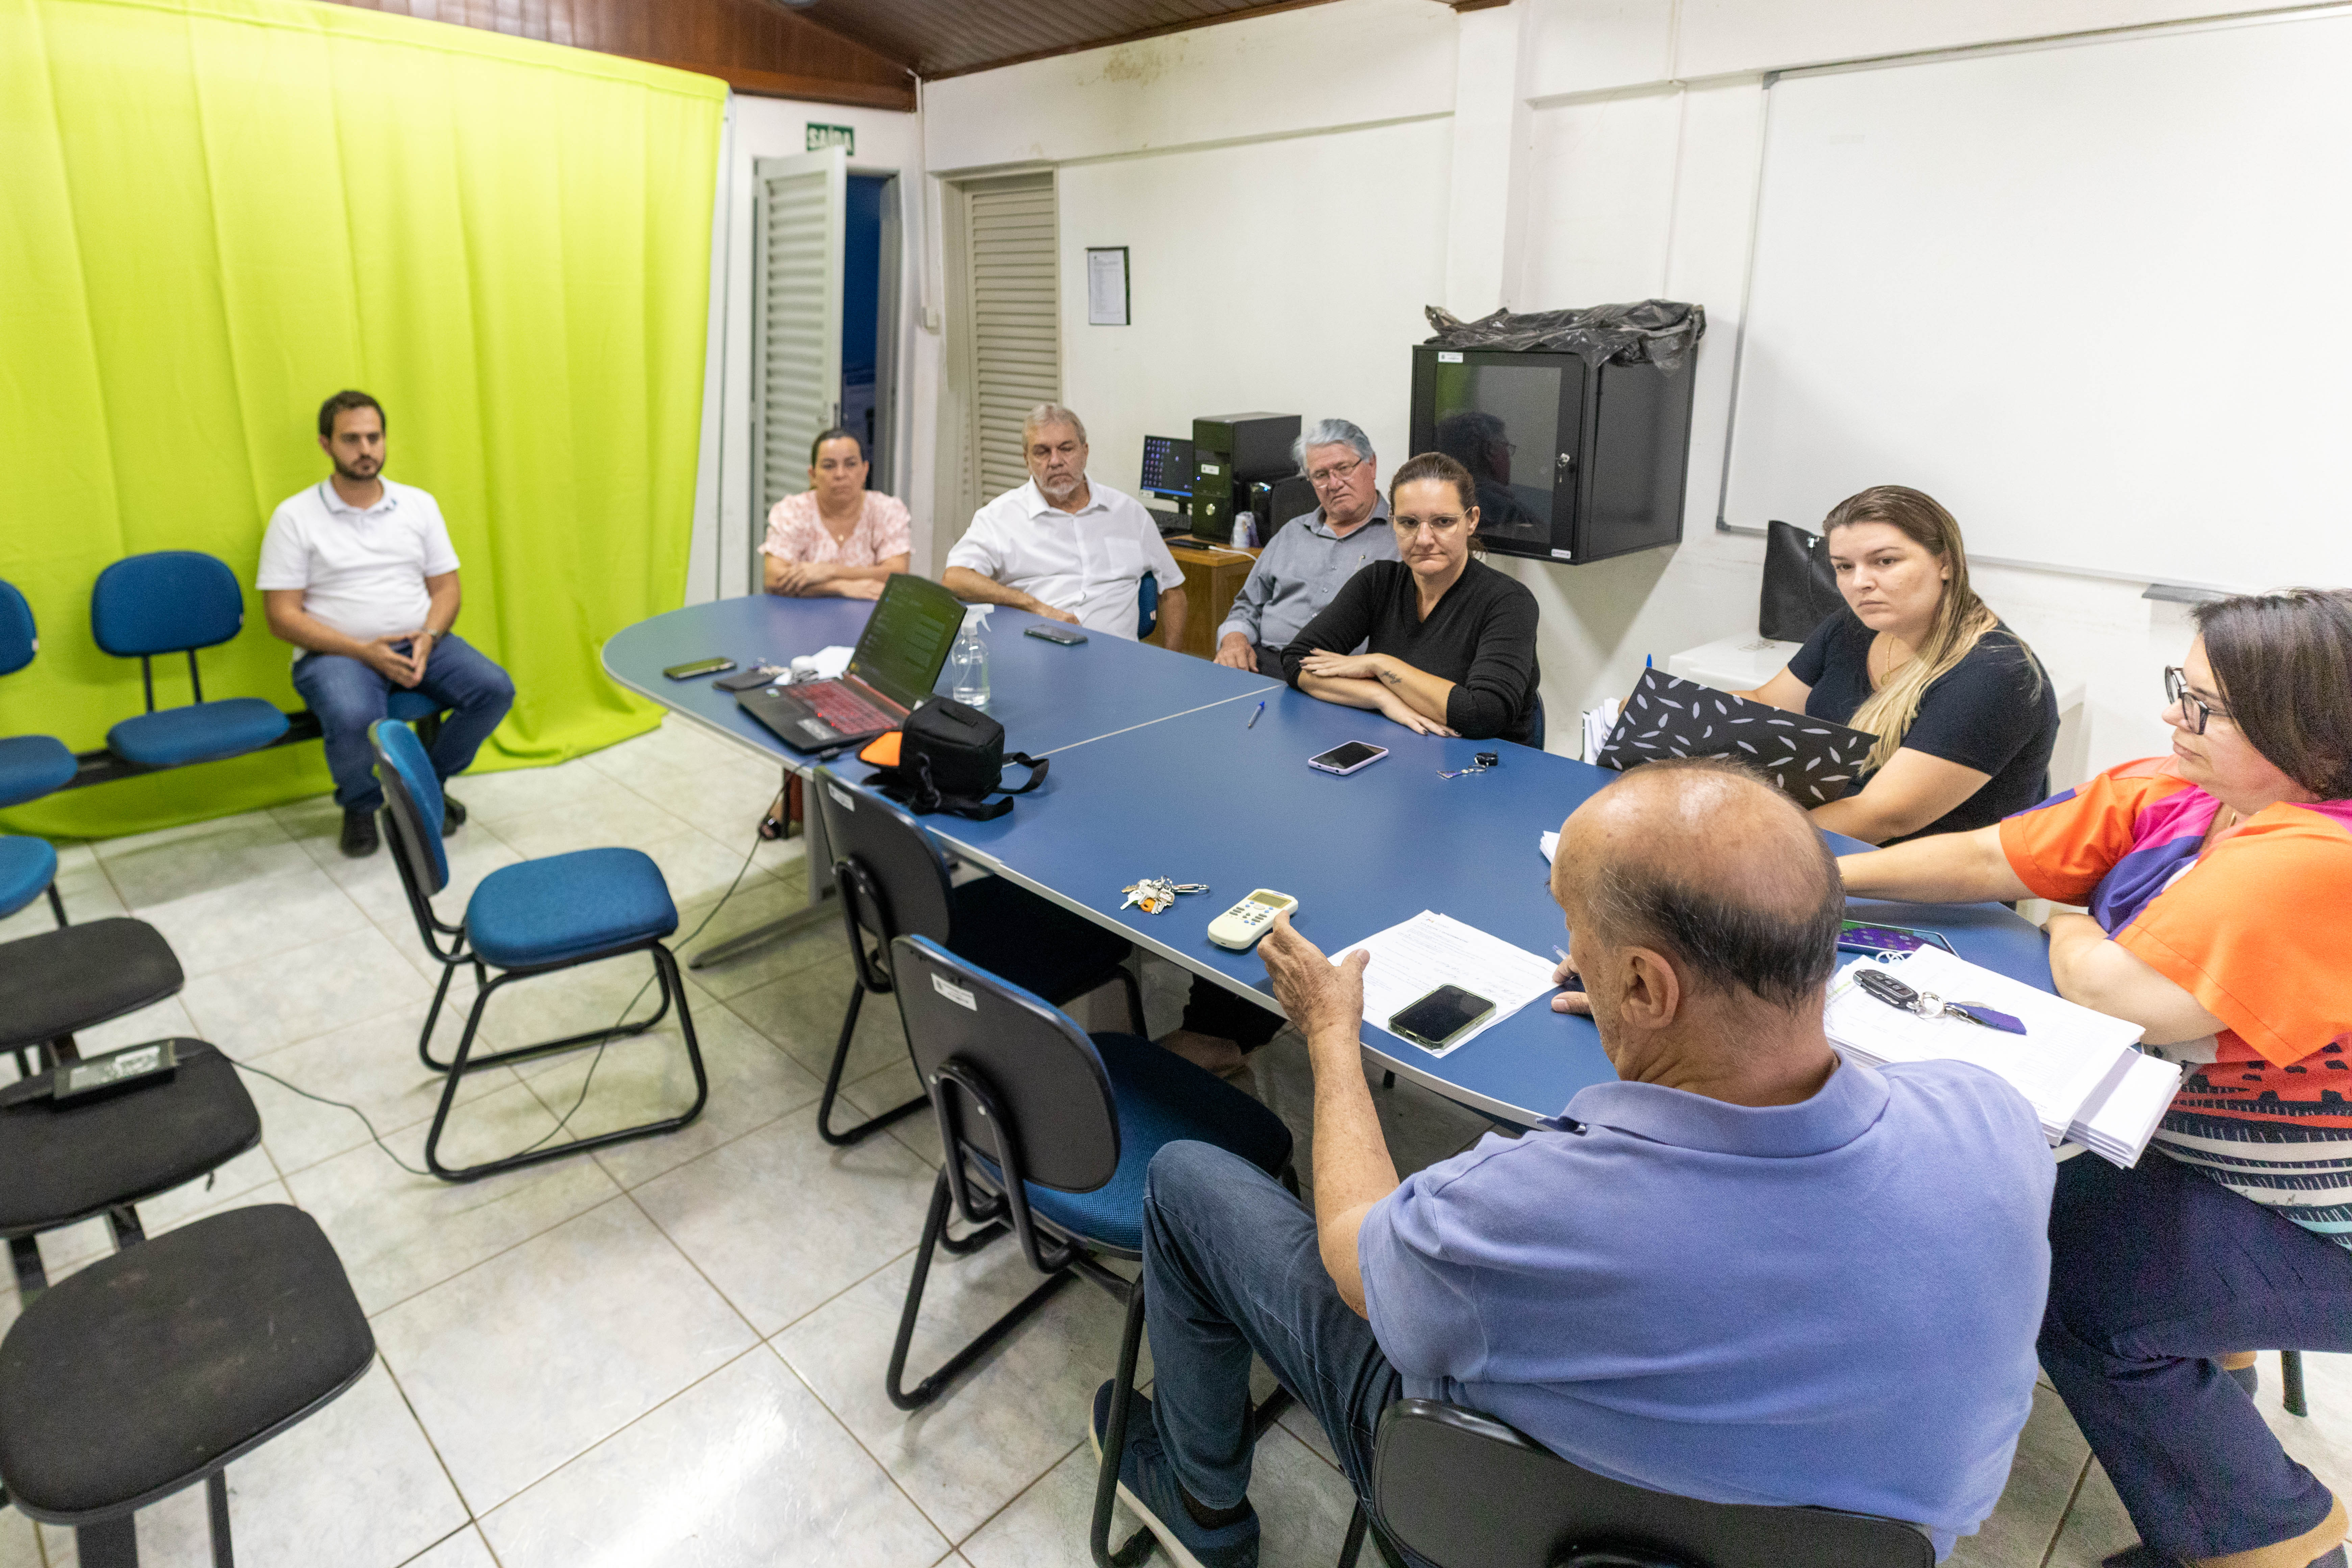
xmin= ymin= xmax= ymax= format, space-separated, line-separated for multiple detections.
xmin=0 ymin=1036 xmax=261 ymax=1305
xmin=1339 ymin=1398 xmax=1935 ymax=1568
xmin=807 ymin=767 xmax=1144 ymax=1146
xmin=0 ymin=1204 xmax=373 ymax=1568
xmin=884 ymin=935 xmax=1294 ymax=1568
xmin=0 ymin=914 xmax=183 ymax=1079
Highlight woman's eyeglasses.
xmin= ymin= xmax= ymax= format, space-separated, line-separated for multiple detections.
xmin=2164 ymin=666 xmax=2229 ymax=734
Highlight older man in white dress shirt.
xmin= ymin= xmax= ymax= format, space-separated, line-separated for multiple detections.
xmin=943 ymin=404 xmax=1187 ymax=645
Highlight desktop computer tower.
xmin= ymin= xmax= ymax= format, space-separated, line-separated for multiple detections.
xmin=1190 ymin=412 xmax=1299 ymax=543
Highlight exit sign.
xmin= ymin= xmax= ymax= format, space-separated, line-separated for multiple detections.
xmin=806 ymin=123 xmax=855 ymax=154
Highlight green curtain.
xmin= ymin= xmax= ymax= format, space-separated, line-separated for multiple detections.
xmin=0 ymin=0 xmax=723 ymax=839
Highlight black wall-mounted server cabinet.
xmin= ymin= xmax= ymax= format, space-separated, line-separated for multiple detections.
xmin=1408 ymin=346 xmax=1695 ymax=565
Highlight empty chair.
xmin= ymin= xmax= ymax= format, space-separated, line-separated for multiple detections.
xmin=0 ymin=917 xmax=184 ymax=1069
xmin=0 ymin=1204 xmax=372 ymax=1568
xmin=0 ymin=580 xmax=78 ymax=809
xmin=808 ymin=767 xmax=1143 ymax=1146
xmin=0 ymin=837 xmax=60 ymax=926
xmin=91 ymin=551 xmax=289 ymax=769
xmin=0 ymin=1037 xmax=261 ymax=1303
xmin=884 ymin=935 xmax=1293 ymax=1568
xmin=1339 ymin=1398 xmax=1935 ymax=1568
xmin=1138 ymin=568 xmax=1160 ymax=640
xmin=371 ymin=718 xmax=707 ymax=1181
xmin=0 ymin=580 xmax=78 ymax=927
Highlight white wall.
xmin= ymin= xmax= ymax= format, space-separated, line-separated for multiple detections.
xmin=903 ymin=0 xmax=2274 ymax=772
xmin=686 ymin=93 xmax=934 ymax=606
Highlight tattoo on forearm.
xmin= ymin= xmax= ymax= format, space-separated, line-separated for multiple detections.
xmin=1379 ymin=669 xmax=1402 ymax=686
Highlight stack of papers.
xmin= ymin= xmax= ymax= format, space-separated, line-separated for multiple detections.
xmin=1579 ymin=699 xmax=1622 ymax=764
xmin=1825 ymin=947 xmax=2180 ymax=1167
xmin=1336 ymin=911 xmax=1562 ymax=1059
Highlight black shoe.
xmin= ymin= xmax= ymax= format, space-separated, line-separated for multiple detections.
xmin=440 ymin=794 xmax=467 ymax=834
xmin=2227 ymin=1359 xmax=2260 ymax=1398
xmin=340 ymin=810 xmax=379 ymax=858
xmin=2106 ymin=1546 xmax=2347 ymax=1568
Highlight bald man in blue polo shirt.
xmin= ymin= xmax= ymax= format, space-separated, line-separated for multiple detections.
xmin=1092 ymin=757 xmax=2054 ymax=1568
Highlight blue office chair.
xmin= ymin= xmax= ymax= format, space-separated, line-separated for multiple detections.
xmin=385 ymin=687 xmax=447 ymax=749
xmin=1137 ymin=570 xmax=1159 ymax=640
xmin=0 ymin=581 xmax=80 ymax=929
xmin=370 ymin=719 xmax=707 ymax=1182
xmin=90 ymin=552 xmax=288 ymax=769
xmin=808 ymin=767 xmax=1142 ymax=1146
xmin=882 ymin=935 xmax=1294 ymax=1568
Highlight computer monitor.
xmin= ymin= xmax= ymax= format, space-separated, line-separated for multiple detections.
xmin=1140 ymin=435 xmax=1194 ymax=500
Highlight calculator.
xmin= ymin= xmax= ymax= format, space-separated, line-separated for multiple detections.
xmin=1207 ymin=890 xmax=1298 ymax=950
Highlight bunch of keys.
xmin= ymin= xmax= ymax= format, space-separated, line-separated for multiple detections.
xmin=1120 ymin=877 xmax=1208 ymax=914
xmin=1855 ymin=967 xmax=2027 ymax=1035
xmin=1439 ymin=751 xmax=1501 ymax=780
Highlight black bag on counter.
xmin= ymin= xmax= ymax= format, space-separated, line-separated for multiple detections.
xmin=1760 ymin=519 xmax=1845 ymax=644
xmin=862 ymin=698 xmax=1046 ymax=822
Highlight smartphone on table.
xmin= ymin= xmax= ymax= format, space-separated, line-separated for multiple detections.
xmin=1836 ymin=920 xmax=1958 ymax=958
xmin=1025 ymin=624 xmax=1088 ymax=645
xmin=1308 ymin=741 xmax=1388 ymax=776
xmin=663 ymin=656 xmax=736 ymax=681
xmin=1389 ymin=984 xmax=1496 ymax=1051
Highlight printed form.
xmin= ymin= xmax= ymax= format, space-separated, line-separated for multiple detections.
xmin=1336 ymin=911 xmax=1562 ymax=1058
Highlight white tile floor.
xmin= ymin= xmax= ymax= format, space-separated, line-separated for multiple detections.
xmin=0 ymin=713 xmax=2343 ymax=1568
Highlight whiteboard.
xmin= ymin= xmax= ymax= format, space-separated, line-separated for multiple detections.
xmin=1721 ymin=10 xmax=2352 ymax=591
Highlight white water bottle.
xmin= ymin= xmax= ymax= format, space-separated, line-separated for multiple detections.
xmin=949 ymin=605 xmax=991 ymax=709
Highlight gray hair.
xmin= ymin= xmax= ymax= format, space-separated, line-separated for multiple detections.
xmin=1021 ymin=403 xmax=1087 ymax=445
xmin=1293 ymin=418 xmax=1373 ymax=469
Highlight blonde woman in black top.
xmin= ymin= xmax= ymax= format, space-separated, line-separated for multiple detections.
xmin=1282 ymin=452 xmax=1542 ymax=745
xmin=1735 ymin=486 xmax=2056 ymax=845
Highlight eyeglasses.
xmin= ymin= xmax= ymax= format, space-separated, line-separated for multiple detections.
xmin=1307 ymin=457 xmax=1365 ymax=489
xmin=1395 ymin=514 xmax=1465 ymax=534
xmin=2164 ymin=666 xmax=2229 ymax=734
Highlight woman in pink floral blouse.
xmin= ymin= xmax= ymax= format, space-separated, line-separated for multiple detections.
xmin=760 ymin=428 xmax=913 ymax=601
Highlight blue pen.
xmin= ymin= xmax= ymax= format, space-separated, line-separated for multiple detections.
xmin=1247 ymin=700 xmax=1264 ymax=729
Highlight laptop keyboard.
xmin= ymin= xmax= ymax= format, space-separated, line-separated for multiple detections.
xmin=803 ymin=683 xmax=895 ymax=733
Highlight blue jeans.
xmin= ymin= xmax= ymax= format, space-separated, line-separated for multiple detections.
xmin=290 ymin=632 xmax=515 ymax=813
xmin=2039 ymin=1151 xmax=2352 ymax=1557
xmin=1141 ymin=1142 xmax=1405 ymax=1518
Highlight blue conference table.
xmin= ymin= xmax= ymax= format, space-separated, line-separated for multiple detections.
xmin=604 ymin=596 xmax=2050 ymax=1126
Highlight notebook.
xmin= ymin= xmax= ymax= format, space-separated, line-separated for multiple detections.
xmin=1824 ymin=948 xmax=2180 ymax=1167
xmin=736 ymin=574 xmax=965 ymax=752
xmin=1595 ymin=669 xmax=1875 ymax=807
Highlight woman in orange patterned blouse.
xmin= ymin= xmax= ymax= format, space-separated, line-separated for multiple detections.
xmin=760 ymin=428 xmax=912 ymax=601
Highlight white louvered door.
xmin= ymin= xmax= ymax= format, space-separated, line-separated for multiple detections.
xmin=958 ymin=174 xmax=1059 ymax=520
xmin=751 ymin=149 xmax=847 ymax=528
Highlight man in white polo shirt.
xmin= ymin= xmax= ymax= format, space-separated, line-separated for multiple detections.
xmin=942 ymin=403 xmax=1187 ymax=644
xmin=257 ymin=390 xmax=515 ymax=858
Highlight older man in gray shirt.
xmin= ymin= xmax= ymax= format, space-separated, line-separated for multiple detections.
xmin=1212 ymin=419 xmax=1398 ymax=677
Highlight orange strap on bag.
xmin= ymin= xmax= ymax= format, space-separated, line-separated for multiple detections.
xmin=858 ymin=730 xmax=902 ymax=767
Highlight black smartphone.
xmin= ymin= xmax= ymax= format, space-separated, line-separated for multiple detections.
xmin=713 ymin=666 xmax=781 ymax=692
xmin=663 ymin=656 xmax=736 ymax=681
xmin=1308 ymin=741 xmax=1388 ymax=776
xmin=1836 ymin=920 xmax=1958 ymax=957
xmin=1388 ymin=984 xmax=1496 ymax=1050
xmin=1025 ymin=624 xmax=1088 ymax=646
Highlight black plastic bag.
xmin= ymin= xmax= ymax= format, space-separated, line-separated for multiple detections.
xmin=1422 ymin=300 xmax=1706 ymax=371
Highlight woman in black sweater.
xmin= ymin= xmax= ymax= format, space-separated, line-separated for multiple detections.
xmin=1281 ymin=451 xmax=1542 ymax=745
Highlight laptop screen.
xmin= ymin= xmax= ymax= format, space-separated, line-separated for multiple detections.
xmin=843 ymin=575 xmax=965 ymax=711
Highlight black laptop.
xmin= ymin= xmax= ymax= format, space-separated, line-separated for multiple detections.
xmin=1595 ymin=668 xmax=1875 ymax=807
xmin=737 ymin=574 xmax=965 ymax=752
